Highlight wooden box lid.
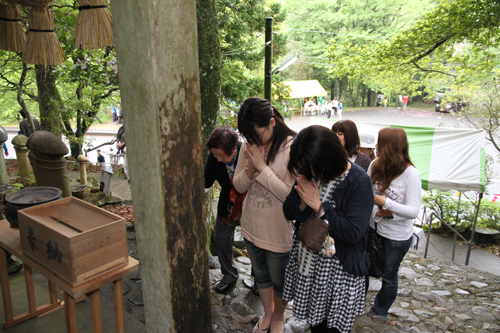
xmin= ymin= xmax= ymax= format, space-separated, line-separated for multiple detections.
xmin=18 ymin=197 xmax=125 ymax=238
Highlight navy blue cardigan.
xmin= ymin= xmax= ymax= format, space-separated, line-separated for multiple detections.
xmin=204 ymin=142 xmax=242 ymax=219
xmin=283 ymin=163 xmax=374 ymax=277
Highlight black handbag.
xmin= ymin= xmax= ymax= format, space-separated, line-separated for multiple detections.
xmin=366 ymin=224 xmax=385 ymax=278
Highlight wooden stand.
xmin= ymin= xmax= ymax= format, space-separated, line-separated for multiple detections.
xmin=0 ymin=220 xmax=139 ymax=332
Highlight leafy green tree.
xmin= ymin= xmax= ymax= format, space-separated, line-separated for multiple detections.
xmin=0 ymin=1 xmax=119 ymax=158
xmin=218 ymin=0 xmax=286 ymax=105
xmin=281 ymin=0 xmax=433 ymax=105
xmin=330 ymin=0 xmax=500 ymax=103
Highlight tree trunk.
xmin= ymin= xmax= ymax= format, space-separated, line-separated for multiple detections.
xmin=35 ymin=65 xmax=62 ymax=136
xmin=335 ymin=77 xmax=340 ymax=99
xmin=111 ymin=0 xmax=211 ymax=331
xmin=362 ymin=85 xmax=366 ymax=107
xmin=367 ymin=89 xmax=372 ymax=106
xmin=197 ymin=0 xmax=221 ymax=164
xmin=330 ymin=81 xmax=334 ymax=100
xmin=17 ymin=63 xmax=37 ymax=134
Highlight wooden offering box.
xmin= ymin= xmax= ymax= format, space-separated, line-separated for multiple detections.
xmin=18 ymin=197 xmax=128 ymax=287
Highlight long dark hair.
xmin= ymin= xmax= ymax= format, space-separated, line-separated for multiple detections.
xmin=331 ymin=120 xmax=360 ymax=158
xmin=288 ymin=125 xmax=348 ymax=182
xmin=238 ymin=97 xmax=296 ymax=164
xmin=370 ymin=127 xmax=414 ymax=193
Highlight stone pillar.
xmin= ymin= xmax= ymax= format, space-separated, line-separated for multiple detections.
xmin=0 ymin=125 xmax=8 ymax=185
xmin=77 ymin=155 xmax=88 ymax=185
xmin=27 ymin=131 xmax=71 ymax=197
xmin=11 ymin=134 xmax=32 ymax=179
xmin=111 ymin=1 xmax=210 ymax=332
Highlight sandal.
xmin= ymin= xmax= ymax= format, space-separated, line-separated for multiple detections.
xmin=253 ymin=317 xmax=270 ymax=333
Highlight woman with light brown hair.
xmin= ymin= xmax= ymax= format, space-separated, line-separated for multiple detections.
xmin=367 ymin=127 xmax=421 ymax=317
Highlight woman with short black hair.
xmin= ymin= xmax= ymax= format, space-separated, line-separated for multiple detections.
xmin=233 ymin=97 xmax=296 ymax=333
xmin=205 ymin=126 xmax=242 ymax=293
xmin=282 ymin=125 xmax=374 ymax=333
xmin=331 ymin=120 xmax=371 ymax=172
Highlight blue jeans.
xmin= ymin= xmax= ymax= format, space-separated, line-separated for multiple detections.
xmin=370 ymin=235 xmax=412 ymax=316
xmin=244 ymin=238 xmax=289 ymax=299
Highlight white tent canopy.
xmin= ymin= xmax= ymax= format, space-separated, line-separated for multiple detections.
xmin=283 ymin=80 xmax=327 ymax=99
xmin=310 ymin=118 xmax=486 ymax=193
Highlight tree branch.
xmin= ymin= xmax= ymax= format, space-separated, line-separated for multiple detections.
xmin=410 ymin=61 xmax=457 ymax=77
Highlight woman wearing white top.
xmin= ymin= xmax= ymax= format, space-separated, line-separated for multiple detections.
xmin=367 ymin=127 xmax=421 ymax=317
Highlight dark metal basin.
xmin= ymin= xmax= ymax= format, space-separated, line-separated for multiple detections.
xmin=4 ymin=187 xmax=62 ymax=228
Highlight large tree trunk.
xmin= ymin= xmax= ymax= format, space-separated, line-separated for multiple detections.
xmin=111 ymin=0 xmax=211 ymax=331
xmin=197 ymin=0 xmax=222 ymax=254
xmin=35 ymin=65 xmax=62 ymax=136
xmin=197 ymin=0 xmax=221 ymax=163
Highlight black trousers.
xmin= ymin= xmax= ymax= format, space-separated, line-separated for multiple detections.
xmin=214 ymin=215 xmax=239 ymax=283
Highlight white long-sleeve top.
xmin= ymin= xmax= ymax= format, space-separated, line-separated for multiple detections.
xmin=368 ymin=164 xmax=422 ymax=241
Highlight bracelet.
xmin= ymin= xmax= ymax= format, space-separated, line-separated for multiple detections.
xmin=315 ymin=203 xmax=325 ymax=219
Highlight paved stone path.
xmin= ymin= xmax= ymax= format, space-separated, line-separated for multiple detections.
xmin=208 ymin=248 xmax=500 ymax=333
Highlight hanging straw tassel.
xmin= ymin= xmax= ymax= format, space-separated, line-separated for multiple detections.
xmin=22 ymin=6 xmax=66 ymax=65
xmin=0 ymin=3 xmax=26 ymax=52
xmin=75 ymin=0 xmax=113 ymax=50
xmin=4 ymin=0 xmax=55 ymax=8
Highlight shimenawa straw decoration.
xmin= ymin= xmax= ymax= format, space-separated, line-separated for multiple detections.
xmin=0 ymin=2 xmax=26 ymax=52
xmin=22 ymin=6 xmax=66 ymax=65
xmin=4 ymin=0 xmax=54 ymax=9
xmin=75 ymin=0 xmax=113 ymax=50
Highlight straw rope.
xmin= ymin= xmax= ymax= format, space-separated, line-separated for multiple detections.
xmin=4 ymin=0 xmax=55 ymax=9
xmin=22 ymin=7 xmax=66 ymax=65
xmin=0 ymin=3 xmax=26 ymax=52
xmin=75 ymin=0 xmax=113 ymax=50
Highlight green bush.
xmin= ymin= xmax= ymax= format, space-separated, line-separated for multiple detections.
xmin=422 ymin=190 xmax=500 ymax=233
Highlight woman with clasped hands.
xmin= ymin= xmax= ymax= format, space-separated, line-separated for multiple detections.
xmin=233 ymin=97 xmax=296 ymax=333
xmin=367 ymin=127 xmax=422 ymax=317
xmin=281 ymin=125 xmax=374 ymax=333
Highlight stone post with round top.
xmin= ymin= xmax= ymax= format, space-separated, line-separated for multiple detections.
xmin=0 ymin=125 xmax=8 ymax=185
xmin=11 ymin=134 xmax=32 ymax=179
xmin=27 ymin=131 xmax=71 ymax=197
xmin=77 ymin=155 xmax=88 ymax=185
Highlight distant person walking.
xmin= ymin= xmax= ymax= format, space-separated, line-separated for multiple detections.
xmin=327 ymin=100 xmax=333 ymax=119
xmin=398 ymin=94 xmax=403 ymax=109
xmin=402 ymin=94 xmax=409 ymax=110
xmin=338 ymin=100 xmax=343 ymax=120
xmin=2 ymin=142 xmax=8 ymax=157
xmin=116 ymin=102 xmax=123 ymax=122
xmin=377 ymin=93 xmax=383 ymax=107
xmin=110 ymin=104 xmax=117 ymax=123
xmin=19 ymin=110 xmax=41 ymax=137
xmin=332 ymin=98 xmax=339 ymax=115
xmin=97 ymin=149 xmax=105 ymax=163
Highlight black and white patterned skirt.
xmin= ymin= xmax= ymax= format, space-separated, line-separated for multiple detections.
xmin=282 ymin=236 xmax=366 ymax=332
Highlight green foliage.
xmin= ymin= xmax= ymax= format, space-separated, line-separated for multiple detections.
xmin=330 ymin=0 xmax=500 ymax=101
xmin=280 ymin=0 xmax=433 ymax=105
xmin=422 ymin=190 xmax=500 ymax=233
xmin=0 ymin=0 xmax=120 ymax=157
xmin=218 ymin=0 xmax=287 ymax=104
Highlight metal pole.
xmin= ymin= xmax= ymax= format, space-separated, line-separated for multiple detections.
xmin=452 ymin=192 xmax=462 ymax=262
xmin=465 ymin=192 xmax=483 ymax=265
xmin=264 ymin=17 xmax=273 ymax=102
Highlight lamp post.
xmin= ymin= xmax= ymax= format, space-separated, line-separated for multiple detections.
xmin=264 ymin=17 xmax=273 ymax=101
